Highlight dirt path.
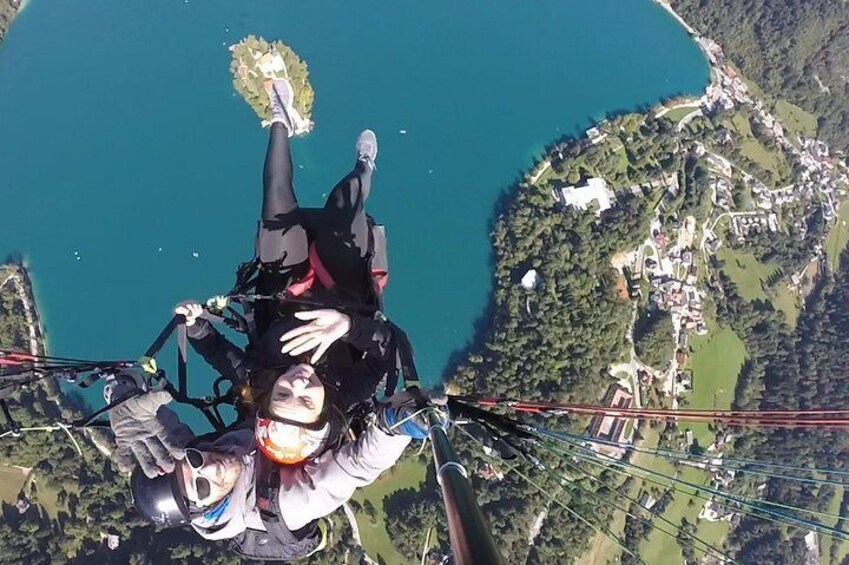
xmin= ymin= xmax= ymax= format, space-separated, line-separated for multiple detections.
xmin=341 ymin=502 xmax=378 ymax=565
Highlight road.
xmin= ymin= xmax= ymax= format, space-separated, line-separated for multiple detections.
xmin=341 ymin=502 xmax=378 ymax=565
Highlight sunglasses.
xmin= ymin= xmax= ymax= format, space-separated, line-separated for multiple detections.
xmin=185 ymin=448 xmax=212 ymax=501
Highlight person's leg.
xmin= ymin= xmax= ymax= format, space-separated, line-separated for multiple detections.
xmin=256 ymin=82 xmax=308 ymax=269
xmin=321 ymin=130 xmax=378 ymax=256
xmin=322 ymin=159 xmax=372 ymax=257
xmin=314 ymin=131 xmax=378 ymax=294
xmin=252 ymin=82 xmax=310 ymax=335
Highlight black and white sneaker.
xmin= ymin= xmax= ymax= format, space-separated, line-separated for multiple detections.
xmin=267 ymin=79 xmax=295 ymax=133
xmin=356 ymin=129 xmax=378 ymax=169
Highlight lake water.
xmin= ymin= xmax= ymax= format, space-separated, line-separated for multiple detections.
xmin=0 ymin=0 xmax=708 ymax=429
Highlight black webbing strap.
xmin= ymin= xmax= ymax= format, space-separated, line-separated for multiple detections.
xmin=177 ymin=322 xmax=188 ymax=397
xmin=384 ymin=321 xmax=419 ymax=395
xmin=72 ymin=388 xmax=144 ymax=428
xmin=77 ymin=370 xmax=105 ymax=388
xmin=142 ymin=315 xmax=228 ymax=431
xmin=144 ymin=315 xmax=181 ymax=359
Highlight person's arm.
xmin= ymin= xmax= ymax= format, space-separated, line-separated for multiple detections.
xmin=177 ymin=303 xmax=249 ymax=385
xmin=275 ymin=424 xmax=411 ymax=530
xmin=341 ymin=313 xmax=394 ymax=358
xmin=104 ymin=372 xmax=195 ymax=477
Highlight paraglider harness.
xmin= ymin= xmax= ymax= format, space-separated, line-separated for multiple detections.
xmin=230 ymin=454 xmax=325 ymax=561
xmin=0 ymin=208 xmax=419 ymax=562
xmin=209 ymin=208 xmax=419 ymax=402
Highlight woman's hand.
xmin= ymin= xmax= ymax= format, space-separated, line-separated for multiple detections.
xmin=174 ymin=302 xmax=203 ymax=327
xmin=279 ymin=309 xmax=352 ymax=364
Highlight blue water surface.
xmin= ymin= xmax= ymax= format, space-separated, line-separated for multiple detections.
xmin=0 ymin=0 xmax=708 ymax=430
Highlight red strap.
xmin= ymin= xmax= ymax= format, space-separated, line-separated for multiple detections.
xmin=286 ymin=246 xmax=389 ymax=298
xmin=286 ymin=265 xmax=317 ymax=297
xmin=372 ymin=270 xmax=389 ymax=292
xmin=309 ymin=242 xmax=336 ymax=290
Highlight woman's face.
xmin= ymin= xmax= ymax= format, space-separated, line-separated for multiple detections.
xmin=268 ymin=363 xmax=326 ymax=424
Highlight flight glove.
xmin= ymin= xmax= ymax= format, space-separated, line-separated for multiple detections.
xmin=108 ymin=389 xmax=193 ymax=478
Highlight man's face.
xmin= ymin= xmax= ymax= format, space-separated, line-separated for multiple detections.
xmin=177 ymin=448 xmax=242 ymax=508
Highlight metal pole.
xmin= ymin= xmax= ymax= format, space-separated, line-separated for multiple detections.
xmin=428 ymin=412 xmax=504 ymax=565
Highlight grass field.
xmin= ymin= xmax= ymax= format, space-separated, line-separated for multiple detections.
xmin=718 ymin=247 xmax=780 ymax=302
xmin=774 ymin=100 xmax=818 ymax=138
xmin=686 ymin=322 xmax=747 ymax=446
xmin=0 ymin=465 xmax=68 ymax=519
xmin=772 ymin=284 xmax=800 ymax=327
xmin=728 ymin=113 xmax=790 ymax=183
xmin=614 ymin=144 xmax=629 ymax=175
xmin=0 ymin=465 xmax=27 ymax=505
xmin=639 ymin=466 xmax=713 ymax=564
xmin=820 ymin=486 xmax=844 ymax=565
xmin=664 ymin=105 xmax=701 ymax=123
xmin=350 ymin=456 xmax=428 ymax=564
xmin=578 ymin=426 xmax=666 ymax=565
xmin=826 ymin=202 xmax=849 ymax=270
xmin=695 ymin=518 xmax=732 ymax=555
xmin=577 ymin=482 xmax=635 ymax=565
xmin=35 ymin=476 xmax=72 ymax=519
xmin=718 ymin=246 xmax=800 ymax=325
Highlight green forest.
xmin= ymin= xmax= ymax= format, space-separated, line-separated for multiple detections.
xmin=673 ymin=0 xmax=849 ymax=154
xmin=633 ymin=307 xmax=674 ymax=370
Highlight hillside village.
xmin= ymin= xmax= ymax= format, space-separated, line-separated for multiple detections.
xmin=512 ymin=8 xmax=849 ymax=560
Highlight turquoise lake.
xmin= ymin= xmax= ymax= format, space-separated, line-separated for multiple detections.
xmin=0 ymin=0 xmax=708 ymax=429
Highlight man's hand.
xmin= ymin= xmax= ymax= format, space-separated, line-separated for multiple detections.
xmin=378 ymin=388 xmax=433 ymax=440
xmin=108 ymin=390 xmax=193 ymax=478
xmin=279 ymin=310 xmax=352 ymax=364
xmin=174 ymin=302 xmax=203 ymax=327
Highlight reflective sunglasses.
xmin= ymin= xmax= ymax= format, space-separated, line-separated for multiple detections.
xmin=185 ymin=448 xmax=211 ymax=501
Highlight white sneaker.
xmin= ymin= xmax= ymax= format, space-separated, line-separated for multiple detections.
xmin=267 ymin=79 xmax=295 ymax=133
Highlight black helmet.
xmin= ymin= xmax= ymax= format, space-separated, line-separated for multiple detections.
xmin=130 ymin=466 xmax=191 ymax=527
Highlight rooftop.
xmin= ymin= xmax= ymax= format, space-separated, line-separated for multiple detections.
xmin=555 ymin=177 xmax=614 ymax=216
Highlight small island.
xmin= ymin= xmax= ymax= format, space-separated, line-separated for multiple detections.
xmin=229 ymin=35 xmax=315 ymax=135
xmin=0 ymin=0 xmax=23 ymax=45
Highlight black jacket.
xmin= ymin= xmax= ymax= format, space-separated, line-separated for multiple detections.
xmin=186 ymin=311 xmax=397 ymax=411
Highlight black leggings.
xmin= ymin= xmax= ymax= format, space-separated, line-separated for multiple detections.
xmin=256 ymin=123 xmax=373 ymax=290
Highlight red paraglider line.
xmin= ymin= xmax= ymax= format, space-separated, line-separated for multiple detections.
xmin=456 ymin=396 xmax=849 ymax=428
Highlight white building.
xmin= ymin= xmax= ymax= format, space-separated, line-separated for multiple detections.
xmin=554 ymin=178 xmax=615 ymax=216
xmin=257 ymin=52 xmax=286 ymax=77
xmin=521 ymin=269 xmax=540 ymax=290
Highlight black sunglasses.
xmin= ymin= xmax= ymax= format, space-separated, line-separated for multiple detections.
xmin=185 ymin=448 xmax=211 ymax=501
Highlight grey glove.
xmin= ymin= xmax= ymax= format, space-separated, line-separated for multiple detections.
xmin=108 ymin=390 xmax=194 ymax=478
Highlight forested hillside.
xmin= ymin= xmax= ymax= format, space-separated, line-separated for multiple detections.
xmin=672 ymin=0 xmax=849 ymax=153
xmin=706 ymin=250 xmax=849 ymax=564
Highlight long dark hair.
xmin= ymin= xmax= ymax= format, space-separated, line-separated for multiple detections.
xmin=239 ymin=364 xmax=350 ymax=459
